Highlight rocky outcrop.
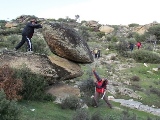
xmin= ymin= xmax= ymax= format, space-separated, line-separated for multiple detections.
xmin=99 ymin=25 xmax=114 ymax=34
xmin=0 ymin=50 xmax=83 ymax=84
xmin=5 ymin=22 xmax=18 ymax=28
xmin=46 ymin=83 xmax=80 ymax=103
xmin=48 ymin=55 xmax=83 ymax=80
xmin=42 ymin=23 xmax=94 ymax=63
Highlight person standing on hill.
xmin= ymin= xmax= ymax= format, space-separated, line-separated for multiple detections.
xmin=136 ymin=42 xmax=141 ymax=49
xmin=14 ymin=18 xmax=42 ymax=52
xmin=97 ymin=49 xmax=101 ymax=58
xmin=93 ymin=48 xmax=98 ymax=58
xmin=92 ymin=69 xmax=112 ymax=108
xmin=129 ymin=43 xmax=134 ymax=52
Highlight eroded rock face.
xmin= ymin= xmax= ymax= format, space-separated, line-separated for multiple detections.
xmin=42 ymin=23 xmax=94 ymax=63
xmin=0 ymin=50 xmax=83 ymax=84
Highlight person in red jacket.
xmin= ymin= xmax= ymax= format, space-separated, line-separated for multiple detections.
xmin=136 ymin=42 xmax=141 ymax=49
xmin=92 ymin=69 xmax=112 ymax=108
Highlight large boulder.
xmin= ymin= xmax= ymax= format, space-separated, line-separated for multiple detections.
xmin=99 ymin=25 xmax=114 ymax=34
xmin=0 ymin=50 xmax=83 ymax=84
xmin=42 ymin=23 xmax=94 ymax=63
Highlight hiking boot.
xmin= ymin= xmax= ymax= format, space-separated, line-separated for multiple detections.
xmin=26 ymin=51 xmax=33 ymax=55
xmin=13 ymin=48 xmax=17 ymax=52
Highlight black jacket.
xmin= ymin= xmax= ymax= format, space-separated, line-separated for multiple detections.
xmin=22 ymin=22 xmax=42 ymax=38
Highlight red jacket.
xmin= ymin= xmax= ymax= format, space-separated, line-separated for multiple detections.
xmin=93 ymin=70 xmax=108 ymax=93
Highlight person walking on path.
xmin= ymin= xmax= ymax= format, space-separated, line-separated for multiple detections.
xmin=92 ymin=69 xmax=112 ymax=108
xmin=14 ymin=18 xmax=42 ymax=52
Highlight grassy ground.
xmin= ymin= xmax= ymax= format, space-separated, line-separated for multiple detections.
xmin=122 ymin=63 xmax=160 ymax=107
xmin=18 ymin=100 xmax=160 ymax=120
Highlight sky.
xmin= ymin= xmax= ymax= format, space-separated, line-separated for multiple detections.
xmin=1 ymin=0 xmax=160 ymax=25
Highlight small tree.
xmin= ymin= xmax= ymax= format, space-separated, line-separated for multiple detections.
xmin=148 ymin=24 xmax=160 ymax=41
xmin=0 ymin=65 xmax=22 ymax=100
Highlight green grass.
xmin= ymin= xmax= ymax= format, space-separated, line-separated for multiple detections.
xmin=120 ymin=63 xmax=160 ymax=107
xmin=18 ymin=100 xmax=160 ymax=120
xmin=19 ymin=101 xmax=73 ymax=120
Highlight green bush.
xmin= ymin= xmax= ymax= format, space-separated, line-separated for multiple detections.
xmin=0 ymin=90 xmax=21 ymax=120
xmin=0 ymin=35 xmax=21 ymax=49
xmin=115 ymin=39 xmax=128 ymax=56
xmin=107 ymin=42 xmax=117 ymax=50
xmin=130 ymin=83 xmax=142 ymax=92
xmin=72 ymin=108 xmax=90 ymax=120
xmin=150 ymin=88 xmax=160 ymax=97
xmin=32 ymin=36 xmax=51 ymax=55
xmin=79 ymin=78 xmax=95 ymax=96
xmin=130 ymin=75 xmax=140 ymax=81
xmin=81 ymin=94 xmax=93 ymax=107
xmin=131 ymin=50 xmax=160 ymax=63
xmin=111 ymin=36 xmax=118 ymax=42
xmin=128 ymin=23 xmax=139 ymax=27
xmin=61 ymin=95 xmax=81 ymax=110
xmin=0 ymin=65 xmax=22 ymax=100
xmin=97 ymin=32 xmax=105 ymax=38
xmin=148 ymin=24 xmax=160 ymax=40
xmin=14 ymin=65 xmax=53 ymax=101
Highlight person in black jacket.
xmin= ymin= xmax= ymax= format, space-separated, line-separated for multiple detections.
xmin=14 ymin=19 xmax=42 ymax=52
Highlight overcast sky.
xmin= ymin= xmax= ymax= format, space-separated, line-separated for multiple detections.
xmin=1 ymin=0 xmax=160 ymax=25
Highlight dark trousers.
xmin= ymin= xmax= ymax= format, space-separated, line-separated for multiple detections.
xmin=15 ymin=35 xmax=32 ymax=51
xmin=93 ymin=91 xmax=112 ymax=108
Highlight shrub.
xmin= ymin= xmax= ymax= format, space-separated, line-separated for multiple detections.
xmin=0 ymin=65 xmax=22 ymax=100
xmin=79 ymin=78 xmax=95 ymax=96
xmin=128 ymin=23 xmax=139 ymax=27
xmin=107 ymin=42 xmax=117 ymax=50
xmin=0 ymin=90 xmax=21 ymax=120
xmin=131 ymin=50 xmax=160 ymax=63
xmin=97 ymin=32 xmax=105 ymax=38
xmin=0 ymin=35 xmax=21 ymax=50
xmin=111 ymin=36 xmax=118 ymax=42
xmin=130 ymin=83 xmax=142 ymax=92
xmin=130 ymin=76 xmax=140 ymax=81
xmin=148 ymin=24 xmax=160 ymax=40
xmin=81 ymin=94 xmax=93 ymax=107
xmin=115 ymin=39 xmax=128 ymax=57
xmin=132 ymin=32 xmax=148 ymax=42
xmin=14 ymin=65 xmax=53 ymax=101
xmin=72 ymin=108 xmax=90 ymax=120
xmin=110 ymin=55 xmax=116 ymax=60
xmin=61 ymin=95 xmax=81 ymax=110
xmin=32 ymin=36 xmax=51 ymax=55
xmin=150 ymin=88 xmax=160 ymax=96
